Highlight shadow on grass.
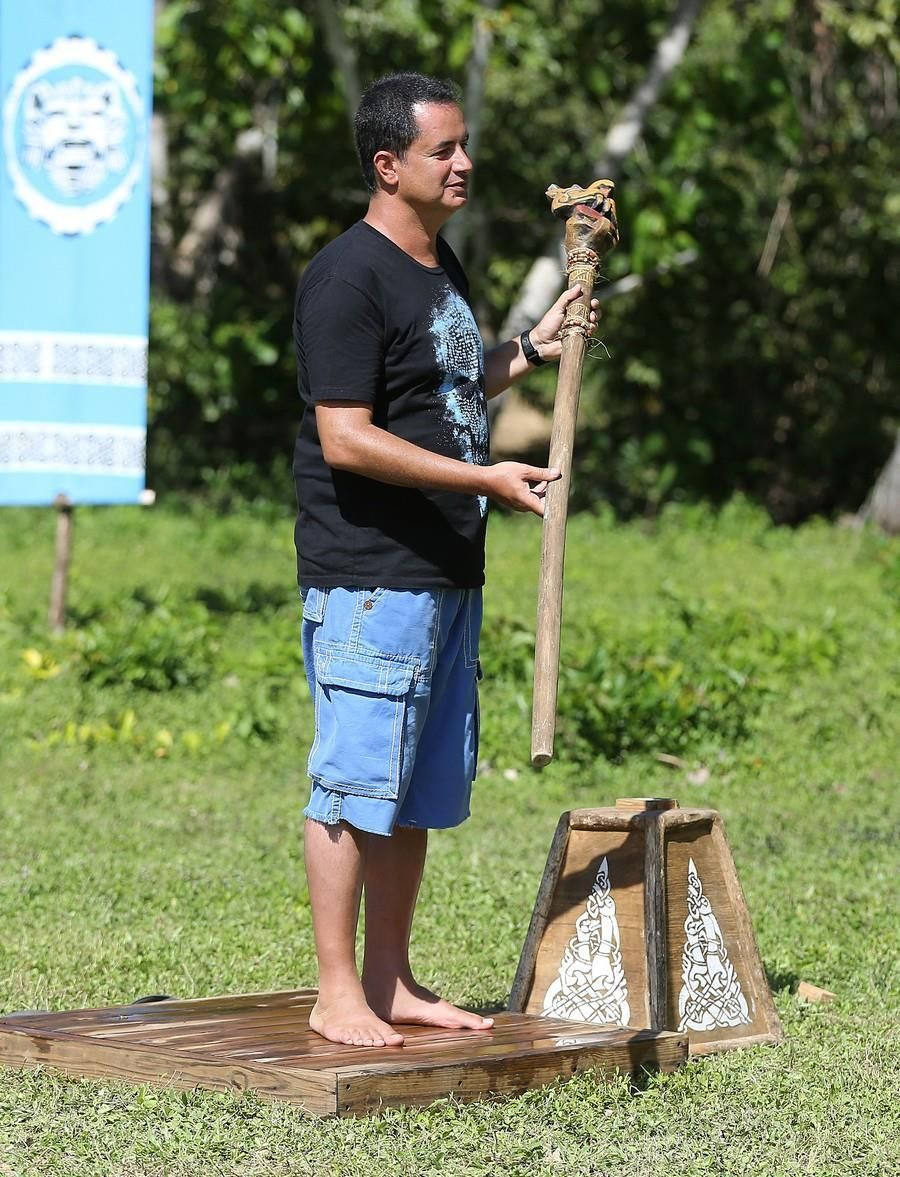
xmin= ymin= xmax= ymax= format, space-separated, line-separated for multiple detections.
xmin=765 ymin=964 xmax=800 ymax=994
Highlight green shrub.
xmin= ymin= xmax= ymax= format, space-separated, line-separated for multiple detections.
xmin=479 ymin=591 xmax=843 ymax=765
xmin=68 ymin=590 xmax=218 ymax=691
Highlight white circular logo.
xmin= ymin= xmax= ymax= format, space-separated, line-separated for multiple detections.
xmin=2 ymin=36 xmax=146 ymax=236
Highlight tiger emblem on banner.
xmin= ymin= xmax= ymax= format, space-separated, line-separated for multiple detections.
xmin=2 ymin=36 xmax=146 ymax=235
xmin=22 ymin=78 xmax=129 ymax=198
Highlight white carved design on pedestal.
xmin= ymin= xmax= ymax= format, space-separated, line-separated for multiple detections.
xmin=542 ymin=856 xmax=631 ymax=1026
xmin=677 ymin=858 xmax=751 ymax=1031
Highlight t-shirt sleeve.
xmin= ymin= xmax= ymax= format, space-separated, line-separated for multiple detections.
xmin=297 ymin=272 xmax=384 ymax=403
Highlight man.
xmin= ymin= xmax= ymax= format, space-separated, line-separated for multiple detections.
xmin=293 ymin=72 xmax=595 ymax=1048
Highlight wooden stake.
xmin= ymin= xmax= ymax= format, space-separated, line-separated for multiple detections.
xmin=48 ymin=494 xmax=74 ymax=633
xmin=797 ymin=981 xmax=836 ymax=1004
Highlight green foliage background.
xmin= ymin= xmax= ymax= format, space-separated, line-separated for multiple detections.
xmin=147 ymin=0 xmax=898 ymax=521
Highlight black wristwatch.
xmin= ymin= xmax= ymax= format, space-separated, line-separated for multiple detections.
xmin=520 ymin=329 xmax=547 ymax=367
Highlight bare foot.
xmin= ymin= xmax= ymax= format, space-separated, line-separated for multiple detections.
xmin=364 ymin=977 xmax=494 ymax=1032
xmin=309 ymin=996 xmax=405 ymax=1048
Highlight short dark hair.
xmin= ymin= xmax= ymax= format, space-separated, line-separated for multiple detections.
xmin=354 ymin=72 xmax=461 ymax=193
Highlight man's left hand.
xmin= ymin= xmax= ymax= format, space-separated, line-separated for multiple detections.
xmin=528 ymin=285 xmax=601 ymax=362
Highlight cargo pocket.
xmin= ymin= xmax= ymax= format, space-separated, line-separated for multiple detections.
xmin=308 ymin=641 xmax=418 ymax=800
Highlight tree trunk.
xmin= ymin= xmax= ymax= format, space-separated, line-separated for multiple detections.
xmin=593 ymin=0 xmax=706 ymax=179
xmin=442 ymin=0 xmax=499 ymax=265
xmin=169 ymin=129 xmax=264 ymax=295
xmin=859 ymin=430 xmax=900 ymax=534
xmin=313 ymin=0 xmax=361 ymax=136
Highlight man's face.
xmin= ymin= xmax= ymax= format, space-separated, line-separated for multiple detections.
xmin=394 ymin=102 xmax=472 ymax=221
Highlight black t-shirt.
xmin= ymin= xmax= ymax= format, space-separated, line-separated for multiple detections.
xmin=292 ymin=221 xmax=489 ymax=589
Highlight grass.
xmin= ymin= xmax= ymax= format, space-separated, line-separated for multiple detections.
xmin=0 ymin=498 xmax=898 ymax=1176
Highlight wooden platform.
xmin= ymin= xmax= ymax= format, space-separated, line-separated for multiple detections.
xmin=0 ymin=989 xmax=687 ymax=1117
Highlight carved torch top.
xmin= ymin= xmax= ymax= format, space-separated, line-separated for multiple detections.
xmin=545 ymin=179 xmax=619 ymax=339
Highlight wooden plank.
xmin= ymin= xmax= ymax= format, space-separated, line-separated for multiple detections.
xmin=296 ymin=1032 xmax=631 ymax=1072
xmin=688 ymin=1031 xmax=784 ymax=1057
xmin=797 ymin=981 xmax=835 ymax=1004
xmin=333 ymin=1026 xmax=678 ymax=1071
xmin=522 ymin=825 xmax=649 ymax=1022
xmin=643 ymin=808 xmax=667 ymax=1030
xmin=80 ymin=1007 xmax=578 ymax=1064
xmin=69 ymin=1011 xmax=318 ymax=1044
xmin=330 ymin=1028 xmax=667 ymax=1072
xmin=61 ymin=1011 xmax=304 ymax=1035
xmin=122 ymin=989 xmax=319 ymax=1010
xmin=336 ymin=1031 xmax=688 ymax=1115
xmin=0 ymin=1004 xmax=598 ymax=1064
xmin=664 ymin=819 xmax=782 ymax=1053
xmin=0 ymin=1023 xmax=337 ymax=1116
xmin=508 ymin=813 xmax=570 ymax=1011
xmin=120 ymin=1015 xmax=539 ymax=1060
xmin=1 ymin=990 xmax=318 ymax=1030
xmin=35 ymin=1010 xmax=548 ymax=1057
xmin=662 ymin=808 xmax=718 ymax=829
xmin=260 ymin=1020 xmax=632 ymax=1070
xmin=707 ymin=818 xmax=783 ymax=1046
xmin=615 ymin=797 xmax=679 ymax=812
xmin=567 ymin=809 xmax=644 ymax=831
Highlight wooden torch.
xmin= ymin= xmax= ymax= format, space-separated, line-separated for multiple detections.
xmin=531 ymin=180 xmax=619 ymax=767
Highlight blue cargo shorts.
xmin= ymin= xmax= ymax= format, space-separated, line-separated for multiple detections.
xmin=300 ymin=585 xmax=482 ymax=836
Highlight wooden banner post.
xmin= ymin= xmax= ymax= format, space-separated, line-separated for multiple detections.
xmin=48 ymin=494 xmax=74 ymax=633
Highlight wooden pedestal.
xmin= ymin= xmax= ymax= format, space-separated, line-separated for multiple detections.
xmin=0 ymin=990 xmax=686 ymax=1116
xmin=509 ymin=798 xmax=782 ymax=1055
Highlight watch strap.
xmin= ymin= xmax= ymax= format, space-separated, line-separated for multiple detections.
xmin=520 ymin=329 xmax=547 ymax=367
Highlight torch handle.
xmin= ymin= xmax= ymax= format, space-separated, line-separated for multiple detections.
xmin=531 ymin=274 xmax=595 ymax=767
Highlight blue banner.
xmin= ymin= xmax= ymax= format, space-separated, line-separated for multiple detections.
xmin=0 ymin=0 xmax=154 ymax=505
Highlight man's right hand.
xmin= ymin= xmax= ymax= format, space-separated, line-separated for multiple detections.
xmin=482 ymin=462 xmax=561 ymax=516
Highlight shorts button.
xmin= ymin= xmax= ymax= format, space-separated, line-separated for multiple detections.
xmin=363 ymin=599 xmax=374 ymax=610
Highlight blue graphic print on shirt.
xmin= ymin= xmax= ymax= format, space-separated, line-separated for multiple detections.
xmin=429 ymin=286 xmax=489 ymax=516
